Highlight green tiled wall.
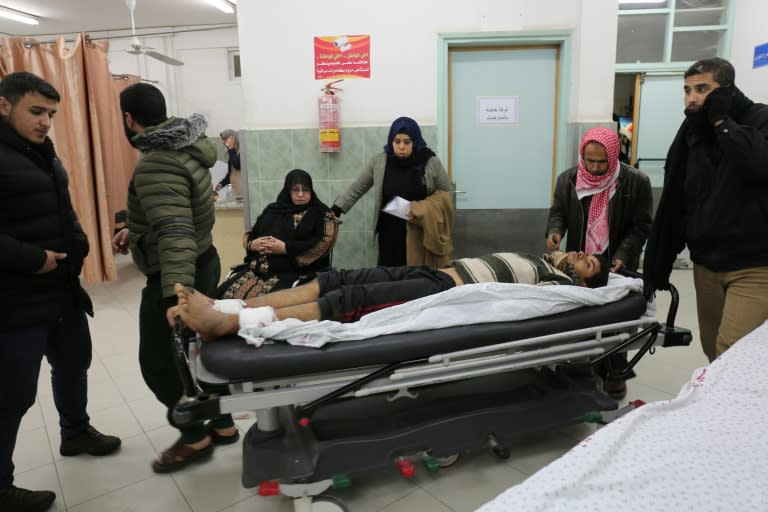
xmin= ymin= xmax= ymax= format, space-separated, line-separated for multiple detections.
xmin=241 ymin=125 xmax=438 ymax=269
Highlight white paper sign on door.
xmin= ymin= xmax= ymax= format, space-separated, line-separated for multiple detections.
xmin=477 ymin=96 xmax=518 ymax=125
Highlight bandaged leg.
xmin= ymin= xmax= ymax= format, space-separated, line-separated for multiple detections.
xmin=212 ymin=299 xmax=246 ymax=314
xmin=237 ymin=306 xmax=278 ymax=348
xmin=239 ymin=306 xmax=277 ymax=328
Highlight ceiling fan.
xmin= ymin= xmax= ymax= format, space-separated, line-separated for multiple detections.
xmin=125 ymin=0 xmax=184 ymax=66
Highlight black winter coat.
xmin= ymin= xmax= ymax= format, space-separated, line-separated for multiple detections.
xmin=0 ymin=118 xmax=92 ymax=332
xmin=546 ymin=163 xmax=653 ymax=271
xmin=644 ymin=97 xmax=768 ymax=294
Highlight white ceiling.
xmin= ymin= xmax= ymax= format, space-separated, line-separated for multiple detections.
xmin=0 ymin=0 xmax=237 ymax=37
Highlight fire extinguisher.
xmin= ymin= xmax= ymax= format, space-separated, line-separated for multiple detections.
xmin=318 ymin=79 xmax=343 ymax=153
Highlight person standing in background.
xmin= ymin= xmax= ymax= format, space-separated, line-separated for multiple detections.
xmin=112 ymin=83 xmax=237 ymax=474
xmin=331 ymin=117 xmax=453 ymax=266
xmin=644 ymin=57 xmax=768 ymax=362
xmin=0 ymin=71 xmax=121 ymax=512
xmin=546 ymin=126 xmax=652 ymax=399
xmin=215 ymin=129 xmax=240 ymax=197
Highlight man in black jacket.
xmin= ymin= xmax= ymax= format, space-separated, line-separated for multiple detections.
xmin=0 ymin=72 xmax=120 ymax=512
xmin=546 ymin=126 xmax=652 ymax=399
xmin=546 ymin=127 xmax=652 ymax=273
xmin=644 ymin=57 xmax=768 ymax=363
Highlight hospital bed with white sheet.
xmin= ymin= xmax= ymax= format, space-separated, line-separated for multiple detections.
xmin=171 ymin=273 xmax=692 ymax=512
xmin=475 ymin=319 xmax=768 ymax=512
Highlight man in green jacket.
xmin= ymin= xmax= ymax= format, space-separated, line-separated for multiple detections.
xmin=112 ymin=83 xmax=237 ymax=473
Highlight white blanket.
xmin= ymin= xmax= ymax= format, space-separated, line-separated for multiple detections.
xmin=237 ymin=274 xmax=643 ymax=348
xmin=475 ymin=320 xmax=768 ymax=512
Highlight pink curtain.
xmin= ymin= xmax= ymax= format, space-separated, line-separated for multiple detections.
xmin=0 ymin=34 xmax=139 ymax=283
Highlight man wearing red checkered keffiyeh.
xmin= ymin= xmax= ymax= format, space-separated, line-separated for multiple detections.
xmin=574 ymin=127 xmax=621 ymax=256
xmin=546 ymin=127 xmax=651 ymax=274
xmin=545 ymin=126 xmax=653 ymax=399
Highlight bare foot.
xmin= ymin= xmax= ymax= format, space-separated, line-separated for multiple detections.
xmin=174 ymin=283 xmax=239 ymax=341
xmin=176 ymin=285 xmax=215 ymax=306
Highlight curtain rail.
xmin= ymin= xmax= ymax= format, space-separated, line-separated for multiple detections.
xmin=22 ymin=24 xmax=237 ymax=47
xmin=112 ymin=73 xmax=158 ymax=84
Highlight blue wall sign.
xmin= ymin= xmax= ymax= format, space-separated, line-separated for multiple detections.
xmin=754 ymin=42 xmax=768 ymax=69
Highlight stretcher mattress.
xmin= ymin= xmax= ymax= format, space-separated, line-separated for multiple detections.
xmin=475 ymin=320 xmax=768 ymax=512
xmin=200 ymin=289 xmax=648 ymax=382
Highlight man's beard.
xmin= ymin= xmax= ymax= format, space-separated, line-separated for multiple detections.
xmin=544 ymin=251 xmax=583 ymax=285
xmin=684 ymin=108 xmax=712 ymax=136
xmin=123 ymin=122 xmax=140 ymax=148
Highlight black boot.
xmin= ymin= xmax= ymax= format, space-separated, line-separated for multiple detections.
xmin=60 ymin=425 xmax=122 ymax=456
xmin=0 ymin=485 xmax=56 ymax=512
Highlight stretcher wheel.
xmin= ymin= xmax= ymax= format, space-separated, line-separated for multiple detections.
xmin=311 ymin=494 xmax=349 ymax=512
xmin=436 ymin=454 xmax=460 ymax=468
xmin=492 ymin=445 xmax=511 ymax=460
xmin=489 ymin=434 xmax=511 ymax=460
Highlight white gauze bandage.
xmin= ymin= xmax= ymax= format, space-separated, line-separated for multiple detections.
xmin=239 ymin=306 xmax=277 ymax=329
xmin=237 ymin=307 xmax=278 ymax=348
xmin=212 ymin=299 xmax=246 ymax=314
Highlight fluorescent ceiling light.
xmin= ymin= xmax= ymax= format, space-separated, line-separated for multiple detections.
xmin=618 ymin=0 xmax=667 ymax=4
xmin=209 ymin=0 xmax=234 ymax=13
xmin=0 ymin=5 xmax=39 ymax=25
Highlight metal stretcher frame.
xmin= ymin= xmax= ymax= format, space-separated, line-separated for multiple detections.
xmin=171 ymin=281 xmax=691 ymax=512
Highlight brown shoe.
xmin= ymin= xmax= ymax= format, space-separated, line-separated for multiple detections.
xmin=151 ymin=440 xmax=214 ymax=474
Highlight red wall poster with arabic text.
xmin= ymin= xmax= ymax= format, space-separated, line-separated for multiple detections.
xmin=314 ymin=35 xmax=371 ymax=80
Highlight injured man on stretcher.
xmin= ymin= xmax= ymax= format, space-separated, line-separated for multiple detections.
xmin=170 ymin=250 xmax=609 ymax=342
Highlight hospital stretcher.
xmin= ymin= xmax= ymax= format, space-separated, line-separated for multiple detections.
xmin=170 ymin=277 xmax=691 ymax=512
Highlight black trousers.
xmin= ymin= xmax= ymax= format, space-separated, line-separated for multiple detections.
xmin=0 ymin=310 xmax=92 ymax=488
xmin=138 ymin=248 xmax=233 ymax=444
xmin=316 ymin=265 xmax=456 ymax=322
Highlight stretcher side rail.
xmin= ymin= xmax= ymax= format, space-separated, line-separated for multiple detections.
xmin=171 ymin=321 xmax=624 ymax=426
xmin=197 ymin=318 xmax=654 ymax=409
xmin=172 ymin=314 xmax=685 ymax=426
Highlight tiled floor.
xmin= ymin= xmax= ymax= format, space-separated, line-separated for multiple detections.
xmin=13 ymin=256 xmax=709 ymax=511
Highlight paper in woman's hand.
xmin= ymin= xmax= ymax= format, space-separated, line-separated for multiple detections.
xmin=382 ymin=196 xmax=411 ymax=220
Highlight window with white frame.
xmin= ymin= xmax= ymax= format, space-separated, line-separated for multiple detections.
xmin=228 ymin=49 xmax=241 ymax=79
xmin=616 ymin=0 xmax=731 ymax=67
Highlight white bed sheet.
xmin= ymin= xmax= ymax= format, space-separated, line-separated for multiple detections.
xmin=476 ymin=320 xmax=768 ymax=512
xmin=237 ymin=274 xmax=644 ymax=348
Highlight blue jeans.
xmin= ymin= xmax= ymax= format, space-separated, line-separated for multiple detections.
xmin=0 ymin=310 xmax=92 ymax=488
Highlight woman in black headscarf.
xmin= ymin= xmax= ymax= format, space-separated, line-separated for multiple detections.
xmin=218 ymin=169 xmax=337 ymax=299
xmin=331 ymin=117 xmax=453 ymax=266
